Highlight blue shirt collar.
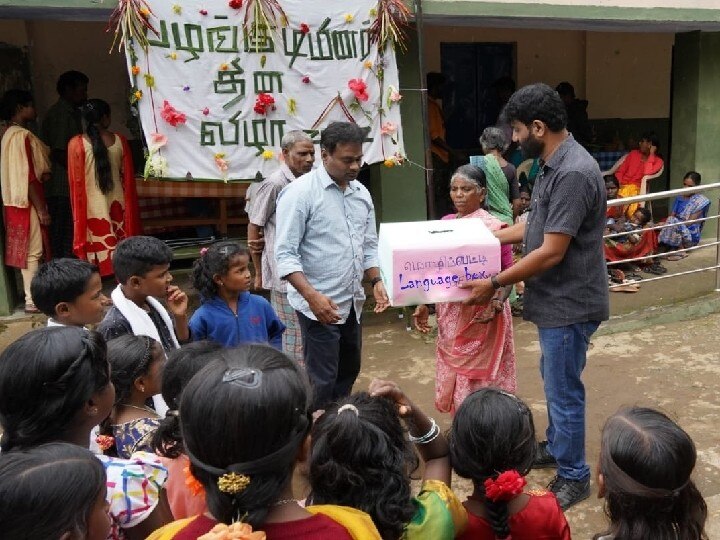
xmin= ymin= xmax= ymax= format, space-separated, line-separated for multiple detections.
xmin=318 ymin=164 xmax=357 ymax=192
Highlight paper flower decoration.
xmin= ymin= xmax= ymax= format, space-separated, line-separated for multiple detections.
xmin=168 ymin=52 xmax=178 ymax=60
xmin=301 ymin=75 xmax=310 ymax=84
xmin=369 ymin=7 xmax=378 ymax=17
xmin=202 ymin=107 xmax=210 ymax=116
xmin=197 ymin=522 xmax=266 ymax=540
xmin=132 ymin=90 xmax=143 ymax=102
xmin=344 ymin=13 xmax=354 ymax=23
xmin=229 ymin=0 xmax=243 ymax=8
xmin=262 ymin=149 xmax=274 ymax=160
xmin=144 ymin=153 xmax=169 ymax=178
xmin=348 ymin=79 xmax=369 ymax=102
xmin=131 ymin=65 xmax=141 ymax=75
xmin=299 ymin=23 xmax=310 ymax=34
xmin=149 ymin=132 xmax=168 ymax=151
xmin=387 ymin=85 xmax=403 ymax=104
xmin=160 ymin=101 xmax=187 ymax=127
xmin=287 ymin=98 xmax=297 ymax=115
xmin=172 ymin=4 xmax=182 ymax=15
xmin=220 ymin=63 xmax=229 ymax=71
xmin=183 ymin=85 xmax=190 ymax=92
xmin=214 ymin=153 xmax=229 ymax=173
xmin=144 ymin=74 xmax=155 ymax=88
xmin=200 ymin=9 xmax=208 ymax=16
xmin=384 ymin=152 xmax=406 ymax=168
xmin=253 ymin=93 xmax=276 ymax=115
xmin=139 ymin=7 xmax=151 ymax=18
xmin=381 ymin=121 xmax=397 ymax=136
xmin=364 ymin=60 xmax=373 ymax=69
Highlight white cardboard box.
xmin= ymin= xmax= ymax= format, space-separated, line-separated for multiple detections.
xmin=378 ymin=218 xmax=501 ymax=307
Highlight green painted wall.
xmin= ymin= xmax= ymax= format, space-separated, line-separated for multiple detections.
xmin=670 ymin=32 xmax=720 ymax=238
xmin=371 ymin=26 xmax=428 ymax=223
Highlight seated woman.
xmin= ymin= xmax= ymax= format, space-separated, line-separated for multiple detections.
xmin=659 ymin=171 xmax=710 ymax=260
xmin=604 ymin=208 xmax=664 ymax=276
xmin=605 ymin=177 xmax=628 ymax=225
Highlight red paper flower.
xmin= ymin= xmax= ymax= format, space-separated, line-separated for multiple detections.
xmin=348 ymin=78 xmax=369 ymax=102
xmin=299 ymin=23 xmax=310 ymax=34
xmin=484 ymin=470 xmax=527 ymax=502
xmin=253 ymin=93 xmax=276 ymax=115
xmin=301 ymin=75 xmax=310 ymax=84
xmin=199 ymin=9 xmax=208 ymax=15
xmin=202 ymin=107 xmax=210 ymax=116
xmin=160 ymin=100 xmax=187 ymax=127
xmin=228 ymin=0 xmax=243 ymax=8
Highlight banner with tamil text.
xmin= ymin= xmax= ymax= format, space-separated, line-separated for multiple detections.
xmin=125 ymin=0 xmax=405 ymax=181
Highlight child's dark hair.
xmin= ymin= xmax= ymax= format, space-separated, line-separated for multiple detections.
xmin=0 ymin=327 xmax=110 ymax=452
xmin=0 ymin=89 xmax=33 ymax=121
xmin=152 ymin=340 xmax=223 ymax=459
xmin=181 ymin=344 xmax=311 ymax=528
xmin=309 ymin=393 xmax=418 ymax=540
xmin=449 ymin=388 xmax=536 ymax=540
xmin=30 ymin=258 xmax=99 ymax=317
xmin=113 ymin=235 xmax=173 ymax=283
xmin=191 ymin=241 xmax=249 ymax=300
xmin=82 ymin=98 xmax=114 ymax=195
xmin=596 ymin=407 xmax=707 ymax=540
xmin=605 ymin=177 xmax=620 ymax=189
xmin=685 ymin=171 xmax=702 ymax=185
xmin=106 ymin=334 xmax=159 ymax=405
xmin=0 ymin=442 xmax=106 ymax=538
xmin=635 ymin=207 xmax=652 ymax=225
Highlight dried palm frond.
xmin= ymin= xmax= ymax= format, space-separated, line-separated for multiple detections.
xmin=243 ymin=0 xmax=289 ymax=51
xmin=107 ymin=0 xmax=159 ymax=52
xmin=369 ymin=0 xmax=411 ymax=52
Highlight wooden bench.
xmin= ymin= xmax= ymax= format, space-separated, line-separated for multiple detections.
xmin=135 ymin=177 xmax=251 ymax=235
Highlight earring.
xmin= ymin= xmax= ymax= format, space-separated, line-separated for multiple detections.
xmin=140 ymin=385 xmax=145 ymax=392
xmin=90 ymin=408 xmax=98 ymax=415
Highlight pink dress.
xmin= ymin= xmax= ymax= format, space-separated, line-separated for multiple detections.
xmin=434 ymin=209 xmax=516 ymax=414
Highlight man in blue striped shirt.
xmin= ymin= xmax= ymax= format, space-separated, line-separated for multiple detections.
xmin=275 ymin=122 xmax=389 ymax=410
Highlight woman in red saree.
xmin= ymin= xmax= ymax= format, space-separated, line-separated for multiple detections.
xmin=414 ymin=165 xmax=516 ymax=414
xmin=68 ymin=99 xmax=141 ymax=276
xmin=0 ymin=90 xmax=52 ymax=313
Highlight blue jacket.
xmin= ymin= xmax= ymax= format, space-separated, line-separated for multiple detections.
xmin=189 ymin=292 xmax=285 ymax=349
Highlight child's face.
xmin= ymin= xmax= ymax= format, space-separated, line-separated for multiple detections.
xmin=57 ymin=272 xmax=108 ymax=326
xmin=606 ymin=182 xmax=619 ymax=199
xmin=218 ymin=254 xmax=252 ymax=294
xmin=85 ymin=484 xmax=112 ymax=540
xmin=133 ymin=264 xmax=173 ymax=299
xmin=519 ymin=192 xmax=531 ymax=211
xmin=631 ymin=211 xmax=645 ymax=225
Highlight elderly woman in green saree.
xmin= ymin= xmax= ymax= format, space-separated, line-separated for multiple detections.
xmin=469 ymin=126 xmax=521 ymax=225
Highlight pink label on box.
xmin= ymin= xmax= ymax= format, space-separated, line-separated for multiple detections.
xmin=389 ymin=245 xmax=501 ymax=306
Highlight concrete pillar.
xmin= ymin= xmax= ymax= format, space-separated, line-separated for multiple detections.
xmin=370 ymin=25 xmax=428 ymax=224
xmin=670 ymin=32 xmax=720 ymax=237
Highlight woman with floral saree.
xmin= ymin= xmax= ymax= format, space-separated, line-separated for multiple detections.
xmin=413 ymin=165 xmax=516 ymax=414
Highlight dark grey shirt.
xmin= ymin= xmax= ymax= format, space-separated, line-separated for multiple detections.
xmin=522 ymin=135 xmax=609 ymax=327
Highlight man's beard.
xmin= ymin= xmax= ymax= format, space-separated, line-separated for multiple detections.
xmin=520 ymin=134 xmax=544 ymax=160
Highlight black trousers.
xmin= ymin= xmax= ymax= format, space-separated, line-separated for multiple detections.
xmin=297 ymin=306 xmax=362 ymax=411
xmin=46 ymin=196 xmax=74 ymax=258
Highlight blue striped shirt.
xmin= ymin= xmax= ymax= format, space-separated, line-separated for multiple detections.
xmin=275 ymin=165 xmax=379 ymax=323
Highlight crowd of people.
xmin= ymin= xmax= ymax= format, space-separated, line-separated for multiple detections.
xmin=0 ymin=75 xmax=711 ymax=540
xmin=0 ymin=71 xmax=141 ymax=313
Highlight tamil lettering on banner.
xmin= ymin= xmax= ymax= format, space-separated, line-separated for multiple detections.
xmin=125 ymin=0 xmax=405 ymax=181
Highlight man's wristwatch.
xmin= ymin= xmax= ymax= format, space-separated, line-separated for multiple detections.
xmin=370 ymin=277 xmax=383 ymax=287
xmin=490 ymin=274 xmax=502 ymax=290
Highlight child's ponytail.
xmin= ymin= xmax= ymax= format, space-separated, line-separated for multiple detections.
xmin=81 ymin=99 xmax=113 ymax=195
xmin=191 ymin=241 xmax=249 ymax=301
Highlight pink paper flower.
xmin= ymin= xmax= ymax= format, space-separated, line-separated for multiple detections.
xmin=160 ymin=101 xmax=187 ymax=127
xmin=299 ymin=23 xmax=310 ymax=34
xmin=348 ymin=78 xmax=369 ymax=102
xmin=199 ymin=9 xmax=208 ymax=15
xmin=301 ymin=75 xmax=310 ymax=84
xmin=381 ymin=121 xmax=397 ymax=136
xmin=149 ymin=132 xmax=167 ymax=150
xmin=202 ymin=107 xmax=210 ymax=116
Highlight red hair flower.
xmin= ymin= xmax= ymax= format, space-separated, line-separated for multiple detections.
xmin=299 ymin=23 xmax=310 ymax=34
xmin=253 ymin=93 xmax=276 ymax=115
xmin=228 ymin=0 xmax=243 ymax=8
xmin=95 ymin=435 xmax=115 ymax=452
xmin=160 ymin=100 xmax=187 ymax=127
xmin=484 ymin=470 xmax=527 ymax=502
xmin=348 ymin=78 xmax=369 ymax=102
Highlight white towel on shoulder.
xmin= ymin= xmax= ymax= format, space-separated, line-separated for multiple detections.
xmin=110 ymin=285 xmax=178 ymax=415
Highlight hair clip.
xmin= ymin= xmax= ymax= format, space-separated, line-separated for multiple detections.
xmin=217 ymin=472 xmax=251 ymax=494
xmin=337 ymin=404 xmax=359 ymax=416
xmin=222 ymin=368 xmax=262 ymax=389
xmin=200 ymin=247 xmax=209 ymax=256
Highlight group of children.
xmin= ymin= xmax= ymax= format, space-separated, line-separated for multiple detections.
xmin=0 ymin=235 xmax=709 ymax=539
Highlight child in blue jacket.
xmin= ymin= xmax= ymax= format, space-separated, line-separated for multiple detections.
xmin=189 ymin=241 xmax=284 ymax=349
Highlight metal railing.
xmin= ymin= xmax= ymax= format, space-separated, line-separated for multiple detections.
xmin=605 ymin=182 xmax=720 ymax=291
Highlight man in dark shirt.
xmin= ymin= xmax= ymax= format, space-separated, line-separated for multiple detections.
xmin=462 ymin=83 xmax=609 ymax=510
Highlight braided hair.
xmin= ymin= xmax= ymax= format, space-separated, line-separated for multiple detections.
xmin=0 ymin=327 xmax=110 ymax=452
xmin=81 ymin=98 xmax=113 ymax=195
xmin=191 ymin=240 xmax=249 ymax=301
xmin=449 ymin=388 xmax=536 ymax=540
